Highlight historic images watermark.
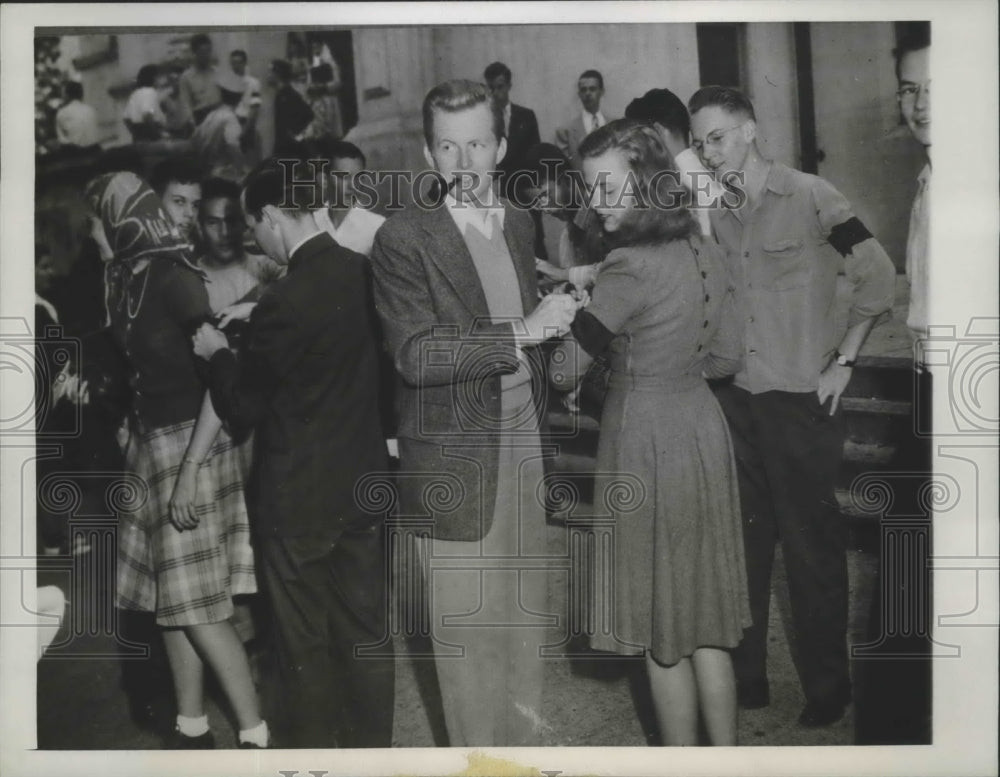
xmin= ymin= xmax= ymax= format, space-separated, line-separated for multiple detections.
xmin=274 ymin=157 xmax=748 ymax=212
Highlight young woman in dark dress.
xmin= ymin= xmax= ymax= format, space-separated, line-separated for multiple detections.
xmin=551 ymin=119 xmax=750 ymax=745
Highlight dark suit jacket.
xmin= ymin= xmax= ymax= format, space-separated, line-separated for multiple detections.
xmin=497 ymin=103 xmax=541 ymax=199
xmin=370 ymin=202 xmax=542 ymax=542
xmin=208 ymin=232 xmax=387 ymax=541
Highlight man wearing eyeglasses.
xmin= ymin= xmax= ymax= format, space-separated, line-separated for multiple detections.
xmin=688 ymin=85 xmax=896 ymax=728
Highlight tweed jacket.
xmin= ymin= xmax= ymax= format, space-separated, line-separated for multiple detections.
xmin=370 ymin=201 xmax=541 ymax=541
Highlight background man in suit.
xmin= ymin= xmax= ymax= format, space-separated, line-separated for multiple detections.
xmin=484 ymin=61 xmax=541 ymax=204
xmin=555 ymin=69 xmax=612 ymax=167
xmin=192 ymin=160 xmax=394 ymax=748
xmin=370 ymin=79 xmax=579 ymax=746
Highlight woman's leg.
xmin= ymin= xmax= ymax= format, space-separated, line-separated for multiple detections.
xmin=646 ymin=653 xmax=698 ymax=746
xmin=162 ymin=627 xmax=205 ymax=718
xmin=185 ymin=620 xmax=263 ymax=731
xmin=692 ymin=647 xmax=738 ymax=745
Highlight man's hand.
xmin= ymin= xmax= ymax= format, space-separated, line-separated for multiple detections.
xmin=521 ymin=293 xmax=582 ymax=346
xmin=192 ymin=323 xmax=229 ymax=360
xmin=817 ymin=362 xmax=853 ymax=415
xmin=217 ymin=301 xmax=257 ymax=328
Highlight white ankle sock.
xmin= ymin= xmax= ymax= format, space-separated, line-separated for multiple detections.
xmin=176 ymin=714 xmax=209 ymax=737
xmin=238 ymin=720 xmax=269 ymax=747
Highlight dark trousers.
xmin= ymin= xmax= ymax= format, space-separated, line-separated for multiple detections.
xmin=260 ymin=521 xmax=395 ymax=748
xmin=855 ymin=368 xmax=933 ymax=743
xmin=714 ymin=385 xmax=850 ymax=705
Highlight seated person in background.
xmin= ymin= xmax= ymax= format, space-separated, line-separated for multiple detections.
xmin=55 ymin=81 xmax=101 ymax=154
xmin=309 ymin=138 xmax=385 ymax=257
xmin=191 ymin=69 xmax=251 ymax=182
xmin=124 ymin=65 xmax=168 ymax=142
xmin=196 ymin=177 xmax=283 ymax=315
xmin=150 ymin=156 xmax=204 ymax=244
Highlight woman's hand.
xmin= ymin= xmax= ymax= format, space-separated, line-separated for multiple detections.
xmin=536 ymin=258 xmax=570 ymax=283
xmin=51 ymin=364 xmax=90 ymax=406
xmin=168 ymin=462 xmax=200 ymax=531
xmin=217 ymin=301 xmax=256 ymax=328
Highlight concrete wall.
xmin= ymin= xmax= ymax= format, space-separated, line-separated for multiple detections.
xmin=348 ymin=23 xmax=800 ymax=207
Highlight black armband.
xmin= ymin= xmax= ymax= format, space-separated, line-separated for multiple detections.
xmin=571 ymin=310 xmax=615 ymax=358
xmin=827 ymin=216 xmax=873 ymax=256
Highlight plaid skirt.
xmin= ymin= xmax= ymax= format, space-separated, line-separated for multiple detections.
xmin=116 ymin=419 xmax=257 ymax=626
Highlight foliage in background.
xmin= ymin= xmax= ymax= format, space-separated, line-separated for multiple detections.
xmin=35 ymin=37 xmax=67 ymax=157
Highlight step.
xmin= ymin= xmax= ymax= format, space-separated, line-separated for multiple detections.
xmin=842 ymin=355 xmax=915 ymax=403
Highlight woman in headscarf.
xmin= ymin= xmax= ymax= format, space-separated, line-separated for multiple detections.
xmin=84 ymin=171 xmax=267 ymax=749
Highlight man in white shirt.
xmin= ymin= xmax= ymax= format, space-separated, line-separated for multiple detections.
xmin=370 ymin=79 xmax=580 ymax=747
xmin=123 ymin=65 xmax=168 ymax=142
xmin=311 ymin=139 xmax=385 ymax=257
xmin=55 ymin=82 xmax=100 ymax=152
xmin=555 ymin=69 xmax=614 ymax=168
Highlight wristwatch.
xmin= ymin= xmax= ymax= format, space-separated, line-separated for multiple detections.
xmin=834 ymin=350 xmax=856 ymax=368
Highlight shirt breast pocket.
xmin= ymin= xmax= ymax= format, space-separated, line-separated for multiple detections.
xmin=759 ymin=239 xmax=810 ymax=291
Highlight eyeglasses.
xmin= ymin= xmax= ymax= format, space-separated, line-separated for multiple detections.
xmin=691 ymin=123 xmax=745 ymax=153
xmin=896 ymin=80 xmax=931 ymax=101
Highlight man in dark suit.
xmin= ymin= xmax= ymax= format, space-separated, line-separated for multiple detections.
xmin=192 ymin=159 xmax=393 ymax=748
xmin=484 ymin=61 xmax=541 ymax=204
xmin=370 ymin=79 xmax=579 ymax=746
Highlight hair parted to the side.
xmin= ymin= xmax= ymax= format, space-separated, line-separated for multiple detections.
xmin=484 ymin=61 xmax=512 ymax=83
xmin=625 ymin=88 xmax=691 ymax=144
xmin=242 ymin=159 xmax=318 ymax=221
xmin=64 ymin=81 xmax=84 ymax=101
xmin=687 ymin=85 xmax=756 ymax=122
xmin=893 ymin=22 xmax=930 ymax=80
xmin=136 ymin=64 xmax=159 ymax=88
xmin=150 ymin=155 xmax=204 ymax=195
xmin=190 ymin=33 xmax=212 ymax=51
xmin=579 ymin=69 xmax=605 ymax=89
xmin=422 ymin=79 xmax=505 ymax=147
xmin=578 ymin=118 xmax=696 ymax=247
xmin=200 ymin=177 xmax=241 ymax=207
xmin=310 ymin=136 xmax=367 ymax=167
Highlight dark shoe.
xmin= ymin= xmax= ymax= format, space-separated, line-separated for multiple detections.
xmin=165 ymin=729 xmax=215 ymax=749
xmin=798 ymin=687 xmax=852 ymax=727
xmin=238 ymin=741 xmax=265 ymax=749
xmin=737 ymin=677 xmax=770 ymax=709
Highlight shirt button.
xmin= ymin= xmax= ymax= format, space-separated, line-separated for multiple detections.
xmin=703 ymin=320 xmax=709 ymax=328
xmin=743 ymin=251 xmax=750 ymax=258
xmin=697 ymin=344 xmax=703 ymax=352
xmin=749 ymin=349 xmax=757 ymax=355
xmin=748 ymin=317 xmax=754 ymax=323
xmin=705 ymin=294 xmax=710 ymax=302
xmin=701 ymin=271 xmax=707 ymax=279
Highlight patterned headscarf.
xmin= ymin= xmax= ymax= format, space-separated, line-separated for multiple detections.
xmin=83 ymin=171 xmax=203 ymax=322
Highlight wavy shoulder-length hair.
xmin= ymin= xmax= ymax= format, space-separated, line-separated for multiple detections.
xmin=577 ymin=118 xmax=696 ymax=247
